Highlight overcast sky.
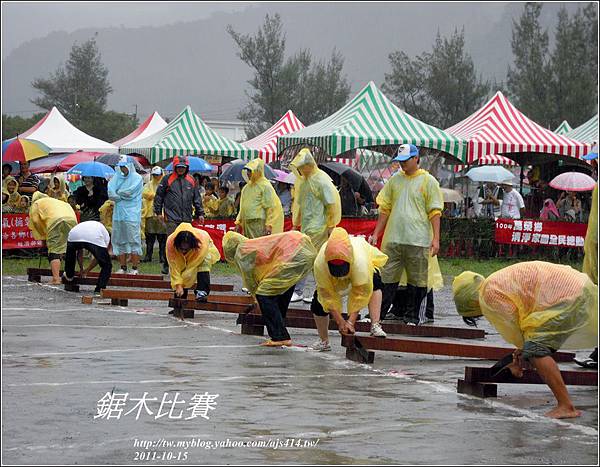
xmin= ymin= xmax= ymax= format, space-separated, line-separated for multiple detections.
xmin=1 ymin=1 xmax=252 ymax=59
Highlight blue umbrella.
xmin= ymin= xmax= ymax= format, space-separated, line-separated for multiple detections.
xmin=67 ymin=161 xmax=115 ymax=179
xmin=220 ymin=159 xmax=276 ymax=182
xmin=165 ymin=156 xmax=214 ymax=173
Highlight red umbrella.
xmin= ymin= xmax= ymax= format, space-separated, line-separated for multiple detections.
xmin=28 ymin=152 xmax=98 ymax=174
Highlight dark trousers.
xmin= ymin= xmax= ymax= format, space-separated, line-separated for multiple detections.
xmin=382 ymin=283 xmax=428 ymax=324
xmin=255 ymin=286 xmax=294 ymax=341
xmin=64 ymin=241 xmax=112 ymax=292
xmin=175 ymin=271 xmax=211 ymax=298
xmin=145 ymin=233 xmax=167 ymax=263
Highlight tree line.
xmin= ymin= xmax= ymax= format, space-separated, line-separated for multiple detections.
xmin=2 ymin=3 xmax=597 ymax=142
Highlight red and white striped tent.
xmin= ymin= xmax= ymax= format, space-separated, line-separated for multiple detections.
xmin=445 ymin=91 xmax=592 ymax=163
xmin=113 ymin=111 xmax=168 ymax=148
xmin=452 ymin=154 xmax=517 ymax=172
xmin=243 ymin=110 xmax=356 ymax=168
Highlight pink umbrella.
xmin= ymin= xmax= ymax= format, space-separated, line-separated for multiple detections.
xmin=28 ymin=152 xmax=97 ymax=174
xmin=549 ymin=172 xmax=597 ymax=192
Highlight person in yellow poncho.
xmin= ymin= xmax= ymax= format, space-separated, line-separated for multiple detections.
xmin=289 ymin=148 xmax=342 ymax=303
xmin=141 ymin=167 xmax=168 ymax=264
xmin=98 ymin=200 xmax=114 ymax=235
xmin=310 ymin=227 xmax=388 ymax=351
xmin=234 ymin=158 xmax=283 ymax=238
xmin=368 ymin=144 xmax=443 ymax=325
xmin=2 ymin=176 xmax=21 ymax=213
xmin=202 ymin=182 xmax=219 ymax=218
xmin=46 ymin=175 xmax=69 ymax=203
xmin=166 ymin=223 xmax=220 ymax=302
xmin=214 ymin=186 xmax=235 ymax=217
xmin=453 ymin=261 xmax=598 ymax=419
xmin=223 ymin=230 xmax=317 ymax=347
xmin=28 ymin=192 xmax=78 ymax=284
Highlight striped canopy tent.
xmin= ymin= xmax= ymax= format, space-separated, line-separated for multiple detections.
xmin=120 ymin=106 xmax=257 ymax=163
xmin=452 ymin=154 xmax=518 ymax=173
xmin=445 ymin=91 xmax=592 ymax=166
xmin=565 ymin=114 xmax=598 ymax=144
xmin=554 ymin=120 xmax=573 ymax=135
xmin=113 ymin=111 xmax=168 ymax=147
xmin=243 ymin=110 xmax=305 ymax=163
xmin=277 ymin=81 xmax=466 ymax=163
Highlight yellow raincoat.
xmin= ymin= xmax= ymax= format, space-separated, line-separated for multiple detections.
xmin=376 ymin=168 xmax=443 ymax=249
xmin=46 ymin=175 xmax=69 ymax=203
xmin=314 ymin=227 xmax=388 ymax=315
xmin=289 ymin=149 xmax=341 ymax=251
xmin=142 ymin=174 xmax=166 ymax=235
xmin=166 ymin=223 xmax=220 ymax=289
xmin=29 ymin=192 xmax=78 ymax=254
xmin=453 ymin=261 xmax=598 ymax=351
xmin=223 ymin=230 xmax=317 ymax=296
xmin=235 ymin=158 xmax=283 ymax=238
xmin=582 ymin=184 xmax=597 ymax=284
xmin=3 ymin=176 xmax=21 ymax=212
xmin=99 ymin=200 xmax=115 ymax=234
xmin=214 ymin=195 xmax=235 ymax=217
xmin=203 ymin=193 xmax=219 ymax=218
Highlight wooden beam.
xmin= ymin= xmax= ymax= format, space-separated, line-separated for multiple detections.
xmin=463 ymin=366 xmax=597 ymax=386
xmin=457 ymin=379 xmax=498 ymax=398
xmin=100 ymin=289 xmax=253 ymax=304
xmin=340 ymin=335 xmax=575 ymax=362
xmin=61 ymin=276 xmax=234 ymax=291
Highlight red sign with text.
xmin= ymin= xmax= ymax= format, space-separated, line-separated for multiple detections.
xmin=495 ymin=218 xmax=587 ymax=248
xmin=1 ymin=214 xmax=45 ymax=249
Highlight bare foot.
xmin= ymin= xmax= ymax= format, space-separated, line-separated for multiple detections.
xmin=545 ymin=406 xmax=582 ymax=419
xmin=49 ymin=279 xmax=62 ymax=285
xmin=507 ymin=362 xmax=524 ymax=378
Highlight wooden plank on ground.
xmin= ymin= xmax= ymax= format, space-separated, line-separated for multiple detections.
xmin=62 ymin=276 xmax=234 ymax=291
xmin=464 ymin=366 xmax=597 ymax=386
xmin=340 ymin=335 xmax=575 ymax=362
xmin=27 ymin=267 xmax=162 ymax=281
xmin=101 ymin=289 xmax=252 ymax=304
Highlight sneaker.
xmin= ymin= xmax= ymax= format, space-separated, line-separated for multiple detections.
xmin=574 ymin=357 xmax=598 ymax=369
xmin=302 ymin=296 xmax=313 ymax=303
xmin=129 ymin=269 xmax=139 ymax=275
xmin=404 ymin=320 xmax=418 ymax=326
xmin=290 ymin=292 xmax=303 ymax=303
xmin=370 ymin=322 xmax=387 ymax=338
xmin=310 ymin=340 xmax=332 ymax=352
xmin=161 ymin=265 xmax=169 ymax=275
xmin=260 ymin=339 xmax=293 ymax=347
xmin=241 ymin=287 xmax=250 ymax=295
xmin=195 ymin=290 xmax=208 ymax=302
xmin=61 ymin=272 xmax=74 ymax=283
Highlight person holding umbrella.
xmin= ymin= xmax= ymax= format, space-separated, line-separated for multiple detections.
xmin=28 ymin=192 xmax=78 ymax=284
xmin=234 ymin=158 xmax=283 ymax=238
xmin=108 ymin=156 xmax=144 ymax=275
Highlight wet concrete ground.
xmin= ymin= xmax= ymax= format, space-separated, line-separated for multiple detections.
xmin=2 ymin=274 xmax=598 ymax=465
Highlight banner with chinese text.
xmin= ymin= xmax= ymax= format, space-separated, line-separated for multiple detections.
xmin=495 ymin=218 xmax=587 ymax=248
xmin=2 ymin=214 xmax=45 ymax=249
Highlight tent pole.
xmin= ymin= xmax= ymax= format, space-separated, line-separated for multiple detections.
xmin=519 ymin=163 xmax=524 ymax=194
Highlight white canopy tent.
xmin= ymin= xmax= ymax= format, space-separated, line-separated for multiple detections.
xmin=20 ymin=107 xmax=117 ymax=153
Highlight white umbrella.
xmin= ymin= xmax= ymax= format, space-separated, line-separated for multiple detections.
xmin=465 ymin=166 xmax=515 ymax=183
xmin=440 ymin=188 xmax=463 ymax=203
xmin=549 ymin=172 xmax=597 ymax=192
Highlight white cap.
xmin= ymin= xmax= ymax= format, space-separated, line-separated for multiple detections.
xmin=151 ymin=166 xmax=163 ymax=176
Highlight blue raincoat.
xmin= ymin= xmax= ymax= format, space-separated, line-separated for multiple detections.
xmin=108 ymin=159 xmax=143 ymax=255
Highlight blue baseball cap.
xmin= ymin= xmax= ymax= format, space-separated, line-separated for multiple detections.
xmin=393 ymin=144 xmax=419 ymax=162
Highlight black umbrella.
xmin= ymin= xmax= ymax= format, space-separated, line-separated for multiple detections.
xmin=94 ymin=153 xmax=147 ymax=174
xmin=220 ymin=159 xmax=276 ymax=183
xmin=319 ymin=162 xmax=373 ymax=203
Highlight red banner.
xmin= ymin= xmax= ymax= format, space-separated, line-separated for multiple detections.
xmin=193 ymin=217 xmax=379 ymax=257
xmin=494 ymin=218 xmax=587 ymax=248
xmin=2 ymin=214 xmax=45 ymax=249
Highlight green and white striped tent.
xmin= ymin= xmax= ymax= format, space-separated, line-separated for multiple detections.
xmin=277 ymin=81 xmax=466 ymax=161
xmin=554 ymin=120 xmax=573 ymax=135
xmin=565 ymin=114 xmax=598 ymax=144
xmin=120 ymin=105 xmax=257 ymax=163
